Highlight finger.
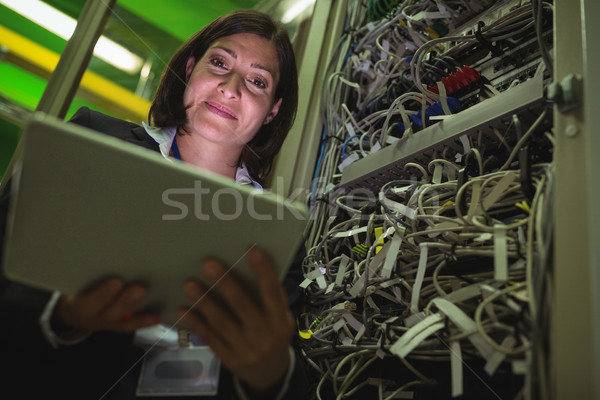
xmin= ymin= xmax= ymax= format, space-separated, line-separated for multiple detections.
xmin=247 ymin=249 xmax=293 ymax=327
xmin=79 ymin=278 xmax=124 ymax=316
xmin=101 ymin=284 xmax=148 ymax=323
xmin=177 ymin=307 xmax=239 ymax=364
xmin=201 ymin=260 xmax=263 ymax=329
xmin=180 ymin=282 xmax=240 ymax=353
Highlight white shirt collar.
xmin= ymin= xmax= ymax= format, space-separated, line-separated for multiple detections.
xmin=142 ymin=123 xmax=262 ymax=189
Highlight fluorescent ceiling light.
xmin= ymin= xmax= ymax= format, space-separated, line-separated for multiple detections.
xmin=0 ymin=0 xmax=143 ymax=74
xmin=281 ymin=0 xmax=316 ymax=23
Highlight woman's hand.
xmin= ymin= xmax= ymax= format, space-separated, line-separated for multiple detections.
xmin=179 ymin=248 xmax=295 ymax=395
xmin=53 ymin=279 xmax=161 ymax=334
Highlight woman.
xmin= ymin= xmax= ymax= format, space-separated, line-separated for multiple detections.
xmin=0 ymin=9 xmax=306 ymax=400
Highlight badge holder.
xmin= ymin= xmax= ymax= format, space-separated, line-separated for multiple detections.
xmin=137 ymin=330 xmax=221 ymax=397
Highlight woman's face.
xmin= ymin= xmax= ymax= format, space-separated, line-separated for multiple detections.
xmin=182 ymin=33 xmax=282 ymax=150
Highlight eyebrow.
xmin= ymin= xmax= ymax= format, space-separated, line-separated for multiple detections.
xmin=213 ymin=46 xmax=275 ymax=78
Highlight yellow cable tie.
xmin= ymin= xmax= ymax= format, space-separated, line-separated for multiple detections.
xmin=515 ymin=201 xmax=531 ymax=213
xmin=299 ymin=329 xmax=313 ymax=339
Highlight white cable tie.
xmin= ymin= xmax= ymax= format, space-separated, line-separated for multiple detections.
xmin=355 ymin=324 xmax=366 ymax=343
xmin=381 ymin=233 xmax=402 ymax=279
xmin=432 ymin=164 xmax=443 ymax=184
xmin=450 ymin=341 xmax=464 ymax=398
xmin=493 ymin=224 xmax=508 ymax=281
xmin=518 ymin=226 xmax=526 ymax=247
xmin=411 ymin=10 xmax=446 ymax=20
xmin=305 ymin=269 xmax=324 ymax=280
xmin=333 ymin=225 xmax=368 ymax=238
xmin=480 ymin=285 xmax=499 ymax=323
xmin=380 ymin=277 xmax=403 ymax=288
xmin=510 ymin=258 xmax=526 ymax=271
xmin=436 ymin=1 xmax=452 ymax=17
xmin=325 ymin=282 xmax=335 ymax=294
xmin=482 ymin=172 xmax=516 ymax=210
xmin=436 ymin=81 xmax=452 ymax=115
xmin=484 ymin=335 xmax=516 ymax=376
xmin=343 ymin=312 xmax=364 ymax=332
xmin=381 ymin=196 xmax=417 ymax=220
xmin=410 ymin=243 xmax=429 ymax=313
xmin=459 ymin=135 xmax=471 ymax=154
xmin=429 ymin=115 xmax=452 ymax=121
xmin=348 ymin=275 xmax=367 ymax=298
xmin=473 ymin=233 xmax=493 ymax=242
xmin=466 ymin=181 xmax=482 ymax=219
xmin=506 ymin=298 xmax=522 ymax=313
xmin=391 ymin=186 xmax=412 ymax=195
xmin=333 ymin=319 xmax=346 ymax=332
xmin=446 ymin=165 xmax=457 ymax=181
xmin=405 ymin=312 xmax=426 ymax=328
xmin=511 ymin=360 xmax=527 ymax=375
xmin=485 ymin=83 xmax=501 ymax=95
xmin=345 ymin=122 xmax=356 ymax=137
xmin=390 ymin=314 xmax=445 ymax=358
xmin=299 ymin=278 xmax=312 ymax=289
xmin=335 ymin=254 xmax=350 ymax=287
xmin=380 ymin=39 xmax=390 ymax=60
xmin=338 ymin=153 xmax=360 ymax=172
xmin=371 ymin=141 xmax=382 ymax=154
xmin=373 ymin=289 xmax=397 ymax=303
xmin=432 ymin=298 xmax=495 ymax=360
xmin=316 ymin=275 xmax=327 ymax=289
xmin=366 ymin=296 xmax=380 ymax=313
xmin=444 ymin=282 xmax=484 ymax=304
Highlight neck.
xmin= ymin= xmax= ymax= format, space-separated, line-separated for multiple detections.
xmin=173 ymin=133 xmax=241 ymax=180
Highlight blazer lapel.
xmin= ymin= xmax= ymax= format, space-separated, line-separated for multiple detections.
xmin=127 ymin=126 xmax=161 ymax=153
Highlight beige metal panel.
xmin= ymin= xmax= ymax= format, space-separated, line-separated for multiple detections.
xmin=36 ymin=0 xmax=117 ymax=118
xmin=1 ymin=0 xmax=117 ymax=193
xmin=268 ymin=0 xmax=347 ymax=197
xmin=552 ymin=0 xmax=598 ymax=398
xmin=580 ymin=0 xmax=600 ymax=396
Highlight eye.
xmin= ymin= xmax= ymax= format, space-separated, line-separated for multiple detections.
xmin=209 ymin=56 xmax=227 ymax=69
xmin=249 ymin=77 xmax=267 ymax=89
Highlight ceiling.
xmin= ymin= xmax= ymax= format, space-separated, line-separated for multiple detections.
xmin=0 ymin=0 xmax=313 ymax=121
xmin=0 ymin=0 xmax=263 ymax=114
xmin=116 ymin=0 xmax=261 ymax=41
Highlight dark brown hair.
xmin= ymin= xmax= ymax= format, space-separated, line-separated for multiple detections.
xmin=149 ymin=9 xmax=298 ymax=183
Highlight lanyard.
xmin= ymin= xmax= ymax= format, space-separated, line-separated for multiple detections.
xmin=171 ymin=136 xmax=182 ymax=160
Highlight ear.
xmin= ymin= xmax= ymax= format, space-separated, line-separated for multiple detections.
xmin=264 ymin=98 xmax=283 ymax=125
xmin=185 ymin=57 xmax=196 ymax=81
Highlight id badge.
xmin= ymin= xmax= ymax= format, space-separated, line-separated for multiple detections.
xmin=137 ymin=346 xmax=221 ymax=397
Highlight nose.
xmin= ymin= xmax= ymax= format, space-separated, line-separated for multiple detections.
xmin=218 ymin=73 xmax=242 ymax=99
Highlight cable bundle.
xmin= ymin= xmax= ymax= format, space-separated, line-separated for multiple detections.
xmin=301 ymin=1 xmax=555 ymax=399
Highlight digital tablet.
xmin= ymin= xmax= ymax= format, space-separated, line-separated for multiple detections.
xmin=2 ymin=112 xmax=308 ymax=323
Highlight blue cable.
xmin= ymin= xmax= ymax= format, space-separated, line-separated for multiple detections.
xmin=342 ymin=134 xmax=369 ymax=159
xmin=310 ymin=127 xmax=328 ymax=205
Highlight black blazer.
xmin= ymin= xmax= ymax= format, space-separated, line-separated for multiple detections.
xmin=0 ymin=107 xmax=307 ymax=400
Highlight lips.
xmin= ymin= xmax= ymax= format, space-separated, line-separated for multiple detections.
xmin=205 ymin=101 xmax=237 ymax=120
